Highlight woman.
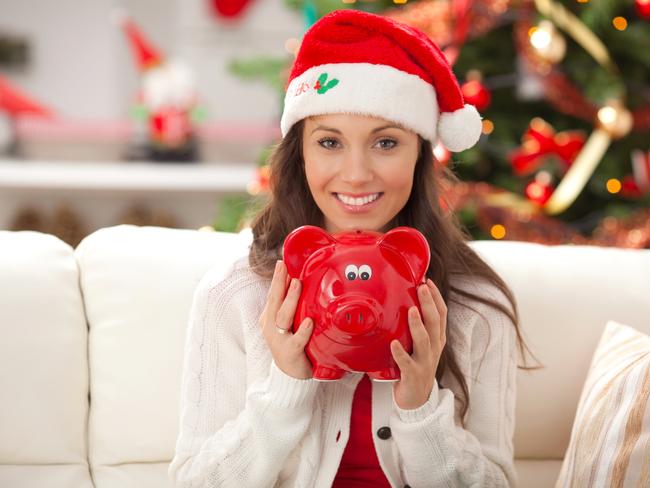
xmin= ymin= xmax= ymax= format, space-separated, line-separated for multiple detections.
xmin=169 ymin=9 xmax=538 ymax=488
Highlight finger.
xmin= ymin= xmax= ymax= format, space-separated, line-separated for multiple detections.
xmin=275 ymin=277 xmax=302 ymax=329
xmin=391 ymin=339 xmax=415 ymax=374
xmin=417 ymin=284 xmax=439 ymax=347
xmin=292 ymin=317 xmax=314 ymax=348
xmin=267 ymin=260 xmax=287 ymax=310
xmin=408 ymin=306 xmax=432 ymax=360
xmin=426 ymin=279 xmax=448 ymax=344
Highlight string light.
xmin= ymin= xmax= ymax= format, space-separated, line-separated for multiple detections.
xmin=612 ymin=17 xmax=628 ymax=31
xmin=490 ymin=224 xmax=507 ymax=239
xmin=606 ymin=178 xmax=622 ymax=193
xmin=482 ymin=119 xmax=494 ymax=134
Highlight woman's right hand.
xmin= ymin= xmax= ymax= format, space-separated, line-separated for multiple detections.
xmin=260 ymin=260 xmax=314 ymax=379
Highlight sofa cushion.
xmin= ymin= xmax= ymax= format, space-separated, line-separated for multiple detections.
xmin=75 ymin=225 xmax=251 ymax=488
xmin=470 ymin=240 xmax=650 ymax=485
xmin=555 ymin=320 xmax=650 ymax=487
xmin=0 ymin=230 xmax=92 ymax=488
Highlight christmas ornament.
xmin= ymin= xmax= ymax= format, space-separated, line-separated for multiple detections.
xmin=528 ymin=19 xmax=566 ymax=65
xmin=115 ymin=11 xmax=200 ymax=162
xmin=620 ymin=150 xmax=650 ymax=198
xmin=210 ymin=0 xmax=256 ymax=20
xmin=509 ymin=118 xmax=585 ymax=176
xmin=461 ymin=71 xmax=491 ymax=111
xmin=247 ymin=164 xmax=270 ymax=195
xmin=635 ymin=0 xmax=650 ymax=20
xmin=524 ymin=172 xmax=554 ymax=205
xmin=283 ymin=225 xmax=430 ymax=381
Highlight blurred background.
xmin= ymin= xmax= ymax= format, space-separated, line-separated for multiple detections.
xmin=0 ymin=0 xmax=648 ymax=248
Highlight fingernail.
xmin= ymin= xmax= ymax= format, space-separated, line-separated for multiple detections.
xmin=291 ymin=278 xmax=299 ymax=290
xmin=275 ymin=260 xmax=281 ymax=271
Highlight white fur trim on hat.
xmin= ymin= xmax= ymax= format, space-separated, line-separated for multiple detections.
xmin=438 ymin=104 xmax=483 ymax=152
xmin=281 ymin=63 xmax=438 ymax=143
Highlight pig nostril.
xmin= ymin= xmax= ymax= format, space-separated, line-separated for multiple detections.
xmin=359 ymin=312 xmax=363 ymax=322
xmin=346 ymin=312 xmax=351 ymax=323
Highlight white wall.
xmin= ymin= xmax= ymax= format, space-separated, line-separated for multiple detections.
xmin=0 ymin=0 xmax=305 ymax=122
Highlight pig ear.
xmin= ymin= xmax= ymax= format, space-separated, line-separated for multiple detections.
xmin=377 ymin=227 xmax=430 ymax=282
xmin=282 ymin=225 xmax=337 ymax=278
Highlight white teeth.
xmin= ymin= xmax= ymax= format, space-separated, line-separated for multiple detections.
xmin=336 ymin=193 xmax=380 ymax=206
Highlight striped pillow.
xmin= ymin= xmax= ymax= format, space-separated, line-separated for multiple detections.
xmin=555 ymin=320 xmax=650 ymax=488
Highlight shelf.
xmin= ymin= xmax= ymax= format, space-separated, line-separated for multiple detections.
xmin=0 ymin=160 xmax=257 ymax=193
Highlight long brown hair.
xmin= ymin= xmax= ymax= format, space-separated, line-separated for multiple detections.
xmin=247 ymin=118 xmax=542 ymax=426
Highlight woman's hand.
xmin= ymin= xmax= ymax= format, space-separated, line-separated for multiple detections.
xmin=390 ymin=278 xmax=447 ymax=410
xmin=259 ymin=260 xmax=314 ymax=379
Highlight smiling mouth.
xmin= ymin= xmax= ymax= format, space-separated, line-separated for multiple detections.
xmin=333 ymin=192 xmax=384 ymax=206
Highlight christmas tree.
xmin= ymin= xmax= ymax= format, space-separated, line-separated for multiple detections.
xmin=220 ymin=0 xmax=650 ymax=248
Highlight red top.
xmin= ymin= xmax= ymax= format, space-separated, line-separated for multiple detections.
xmin=331 ymin=374 xmax=392 ymax=488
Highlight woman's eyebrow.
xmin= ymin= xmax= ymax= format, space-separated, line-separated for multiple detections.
xmin=310 ymin=124 xmax=405 ymax=135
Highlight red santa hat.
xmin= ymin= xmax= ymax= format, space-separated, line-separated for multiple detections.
xmin=113 ymin=10 xmax=163 ymax=71
xmin=280 ymin=9 xmax=483 ymax=152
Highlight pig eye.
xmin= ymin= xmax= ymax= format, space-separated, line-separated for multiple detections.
xmin=345 ymin=264 xmax=359 ymax=280
xmin=359 ymin=265 xmax=372 ymax=280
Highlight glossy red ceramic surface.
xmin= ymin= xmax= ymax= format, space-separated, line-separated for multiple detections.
xmin=282 ymin=225 xmax=431 ymax=381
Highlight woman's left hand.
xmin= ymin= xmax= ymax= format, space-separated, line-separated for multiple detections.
xmin=390 ymin=278 xmax=447 ymax=410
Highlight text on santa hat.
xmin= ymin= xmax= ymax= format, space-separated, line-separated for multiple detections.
xmin=293 ymin=72 xmax=339 ymax=97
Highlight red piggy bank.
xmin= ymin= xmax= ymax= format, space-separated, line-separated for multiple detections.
xmin=282 ymin=225 xmax=431 ymax=381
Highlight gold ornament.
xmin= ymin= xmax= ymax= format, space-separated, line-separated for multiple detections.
xmin=529 ymin=20 xmax=566 ymax=64
xmin=596 ymin=100 xmax=633 ymax=139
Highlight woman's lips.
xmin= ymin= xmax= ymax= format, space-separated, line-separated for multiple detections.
xmin=333 ymin=192 xmax=384 ymax=214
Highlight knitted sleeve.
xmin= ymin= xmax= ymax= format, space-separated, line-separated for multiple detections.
xmin=388 ymin=281 xmax=518 ymax=488
xmin=168 ymin=261 xmax=320 ymax=488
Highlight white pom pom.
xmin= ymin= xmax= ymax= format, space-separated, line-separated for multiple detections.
xmin=438 ymin=104 xmax=482 ymax=152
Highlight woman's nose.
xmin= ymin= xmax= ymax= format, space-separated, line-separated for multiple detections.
xmin=339 ymin=150 xmax=373 ymax=183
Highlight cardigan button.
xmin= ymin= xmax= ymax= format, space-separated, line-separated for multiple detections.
xmin=376 ymin=426 xmax=392 ymax=440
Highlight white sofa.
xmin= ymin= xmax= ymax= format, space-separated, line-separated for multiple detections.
xmin=1 ymin=224 xmax=648 ymax=488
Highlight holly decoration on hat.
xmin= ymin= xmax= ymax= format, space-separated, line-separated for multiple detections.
xmin=314 ymin=73 xmax=339 ymax=94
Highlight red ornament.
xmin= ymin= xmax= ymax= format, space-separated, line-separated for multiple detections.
xmin=620 ymin=150 xmax=650 ymax=197
xmin=509 ymin=118 xmax=585 ymax=176
xmin=636 ymin=0 xmax=650 ymax=20
xmin=525 ymin=180 xmax=553 ymax=205
xmin=210 ymin=0 xmax=256 ymax=19
xmin=283 ymin=225 xmax=430 ymax=381
xmin=461 ymin=79 xmax=491 ymax=111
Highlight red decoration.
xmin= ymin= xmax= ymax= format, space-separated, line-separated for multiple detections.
xmin=210 ymin=0 xmax=255 ymax=20
xmin=525 ymin=179 xmax=553 ymax=205
xmin=635 ymin=0 xmax=650 ymax=20
xmin=283 ymin=225 xmax=430 ymax=381
xmin=461 ymin=79 xmax=491 ymax=111
xmin=0 ymin=75 xmax=52 ymax=117
xmin=620 ymin=150 xmax=650 ymax=198
xmin=509 ymin=118 xmax=585 ymax=176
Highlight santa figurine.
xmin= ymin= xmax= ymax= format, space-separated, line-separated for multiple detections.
xmin=114 ymin=10 xmax=200 ymax=162
xmin=0 ymin=75 xmax=52 ymax=157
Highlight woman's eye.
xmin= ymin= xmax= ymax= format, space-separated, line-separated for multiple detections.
xmin=376 ymin=138 xmax=397 ymax=150
xmin=317 ymin=138 xmax=340 ymax=149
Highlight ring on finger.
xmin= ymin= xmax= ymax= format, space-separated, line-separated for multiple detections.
xmin=275 ymin=324 xmax=291 ymax=334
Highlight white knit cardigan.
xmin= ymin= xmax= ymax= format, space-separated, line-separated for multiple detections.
xmin=168 ymin=255 xmax=519 ymax=488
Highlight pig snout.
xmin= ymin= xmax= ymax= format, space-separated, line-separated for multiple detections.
xmin=328 ymin=296 xmax=380 ymax=335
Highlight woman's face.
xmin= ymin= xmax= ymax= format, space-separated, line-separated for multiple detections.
xmin=302 ymin=113 xmax=420 ymax=234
